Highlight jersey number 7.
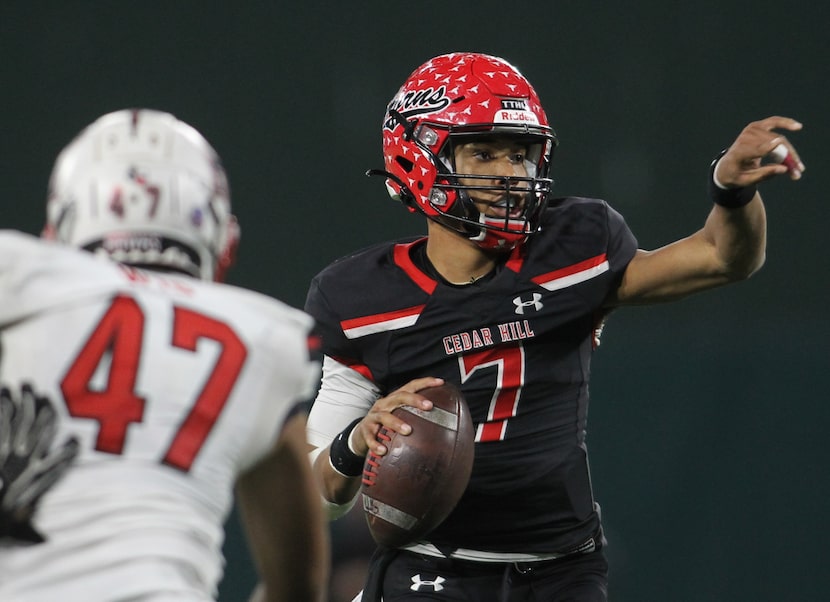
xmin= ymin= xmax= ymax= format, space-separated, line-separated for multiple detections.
xmin=60 ymin=294 xmax=248 ymax=472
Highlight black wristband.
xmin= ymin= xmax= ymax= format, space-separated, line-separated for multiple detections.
xmin=709 ymin=149 xmax=757 ymax=209
xmin=328 ymin=418 xmax=365 ymax=477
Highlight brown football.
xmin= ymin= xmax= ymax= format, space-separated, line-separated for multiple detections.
xmin=360 ymin=382 xmax=475 ymax=548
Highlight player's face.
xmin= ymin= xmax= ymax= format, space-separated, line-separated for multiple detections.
xmin=452 ymin=139 xmax=531 ymax=219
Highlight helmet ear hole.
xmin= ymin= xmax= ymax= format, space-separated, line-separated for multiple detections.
xmin=395 ymin=156 xmax=414 ymax=172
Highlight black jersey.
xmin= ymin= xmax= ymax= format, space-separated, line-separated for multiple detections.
xmin=305 ymin=197 xmax=638 ymax=554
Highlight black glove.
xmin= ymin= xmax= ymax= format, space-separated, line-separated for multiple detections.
xmin=0 ymin=383 xmax=79 ymax=544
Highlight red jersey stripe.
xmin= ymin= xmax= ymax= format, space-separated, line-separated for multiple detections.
xmin=341 ymin=304 xmax=426 ymax=339
xmin=531 ymin=254 xmax=609 ymax=291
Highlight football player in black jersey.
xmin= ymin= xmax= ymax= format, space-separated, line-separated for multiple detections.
xmin=305 ymin=52 xmax=804 ymax=601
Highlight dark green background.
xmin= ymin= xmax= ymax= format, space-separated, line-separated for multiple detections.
xmin=2 ymin=2 xmax=827 ymax=601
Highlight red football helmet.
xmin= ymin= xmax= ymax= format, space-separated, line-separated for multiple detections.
xmin=372 ymin=53 xmax=557 ymax=251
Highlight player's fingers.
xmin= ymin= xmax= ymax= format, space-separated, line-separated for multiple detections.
xmin=378 ymin=387 xmax=436 ymax=414
xmin=0 ymin=390 xmax=14 ymax=462
xmin=362 ymin=399 xmax=422 ymax=456
xmin=29 ymin=407 xmax=58 ymax=459
xmin=12 ymin=387 xmax=37 ymax=455
xmin=351 ymin=417 xmax=383 ymax=456
xmin=754 ymin=115 xmax=803 ymax=133
xmin=749 ymin=163 xmax=787 ymax=182
xmin=370 ymin=399 xmax=415 ymax=432
xmin=723 ymin=117 xmax=805 ymax=185
xmin=764 ymin=139 xmax=805 ymax=178
xmin=356 ymin=407 xmax=403 ymax=455
xmin=362 ymin=380 xmax=446 ymax=454
xmin=395 ymin=377 xmax=444 ymax=395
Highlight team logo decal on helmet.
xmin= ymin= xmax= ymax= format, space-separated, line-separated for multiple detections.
xmin=43 ymin=109 xmax=239 ymax=282
xmin=383 ymin=86 xmax=451 ymax=130
xmin=368 ymin=52 xmax=557 ymax=251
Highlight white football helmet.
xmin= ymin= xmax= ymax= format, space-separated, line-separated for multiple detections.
xmin=43 ymin=109 xmax=239 ymax=282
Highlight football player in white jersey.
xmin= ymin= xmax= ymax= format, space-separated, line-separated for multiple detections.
xmin=0 ymin=109 xmax=328 ymax=601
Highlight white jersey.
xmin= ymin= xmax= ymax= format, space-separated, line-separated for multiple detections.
xmin=0 ymin=231 xmax=320 ymax=601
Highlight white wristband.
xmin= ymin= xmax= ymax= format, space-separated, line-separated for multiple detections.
xmin=712 ymin=158 xmax=729 ymax=190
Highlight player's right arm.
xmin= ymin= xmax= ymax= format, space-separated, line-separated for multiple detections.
xmin=236 ymin=410 xmax=329 ymax=602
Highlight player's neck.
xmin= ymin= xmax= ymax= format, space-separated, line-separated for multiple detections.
xmin=425 ymin=226 xmax=497 ymax=285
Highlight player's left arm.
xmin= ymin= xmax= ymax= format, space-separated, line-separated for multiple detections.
xmin=609 ymin=116 xmax=804 ymax=305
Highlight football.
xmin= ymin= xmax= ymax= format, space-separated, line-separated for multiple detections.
xmin=360 ymin=382 xmax=475 ymax=548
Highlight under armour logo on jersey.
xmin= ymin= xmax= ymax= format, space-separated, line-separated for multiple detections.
xmin=513 ymin=293 xmax=543 ymax=315
xmin=410 ymin=574 xmax=446 ymax=592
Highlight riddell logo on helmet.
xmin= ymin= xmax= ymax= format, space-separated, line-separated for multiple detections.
xmin=495 ymin=109 xmax=539 ymax=125
xmin=384 ymin=86 xmax=451 ymax=130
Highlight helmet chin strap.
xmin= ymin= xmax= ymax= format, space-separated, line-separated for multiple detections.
xmin=365 ymin=164 xmax=484 ymax=241
xmin=366 ymin=165 xmax=531 ymax=250
xmin=365 ymin=168 xmax=418 ymax=210
xmin=366 ymin=167 xmax=534 ymax=247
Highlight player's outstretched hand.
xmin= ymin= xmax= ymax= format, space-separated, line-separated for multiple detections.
xmin=352 ymin=377 xmax=443 ymax=458
xmin=0 ymin=383 xmax=79 ymax=544
xmin=716 ymin=116 xmax=805 ymax=187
